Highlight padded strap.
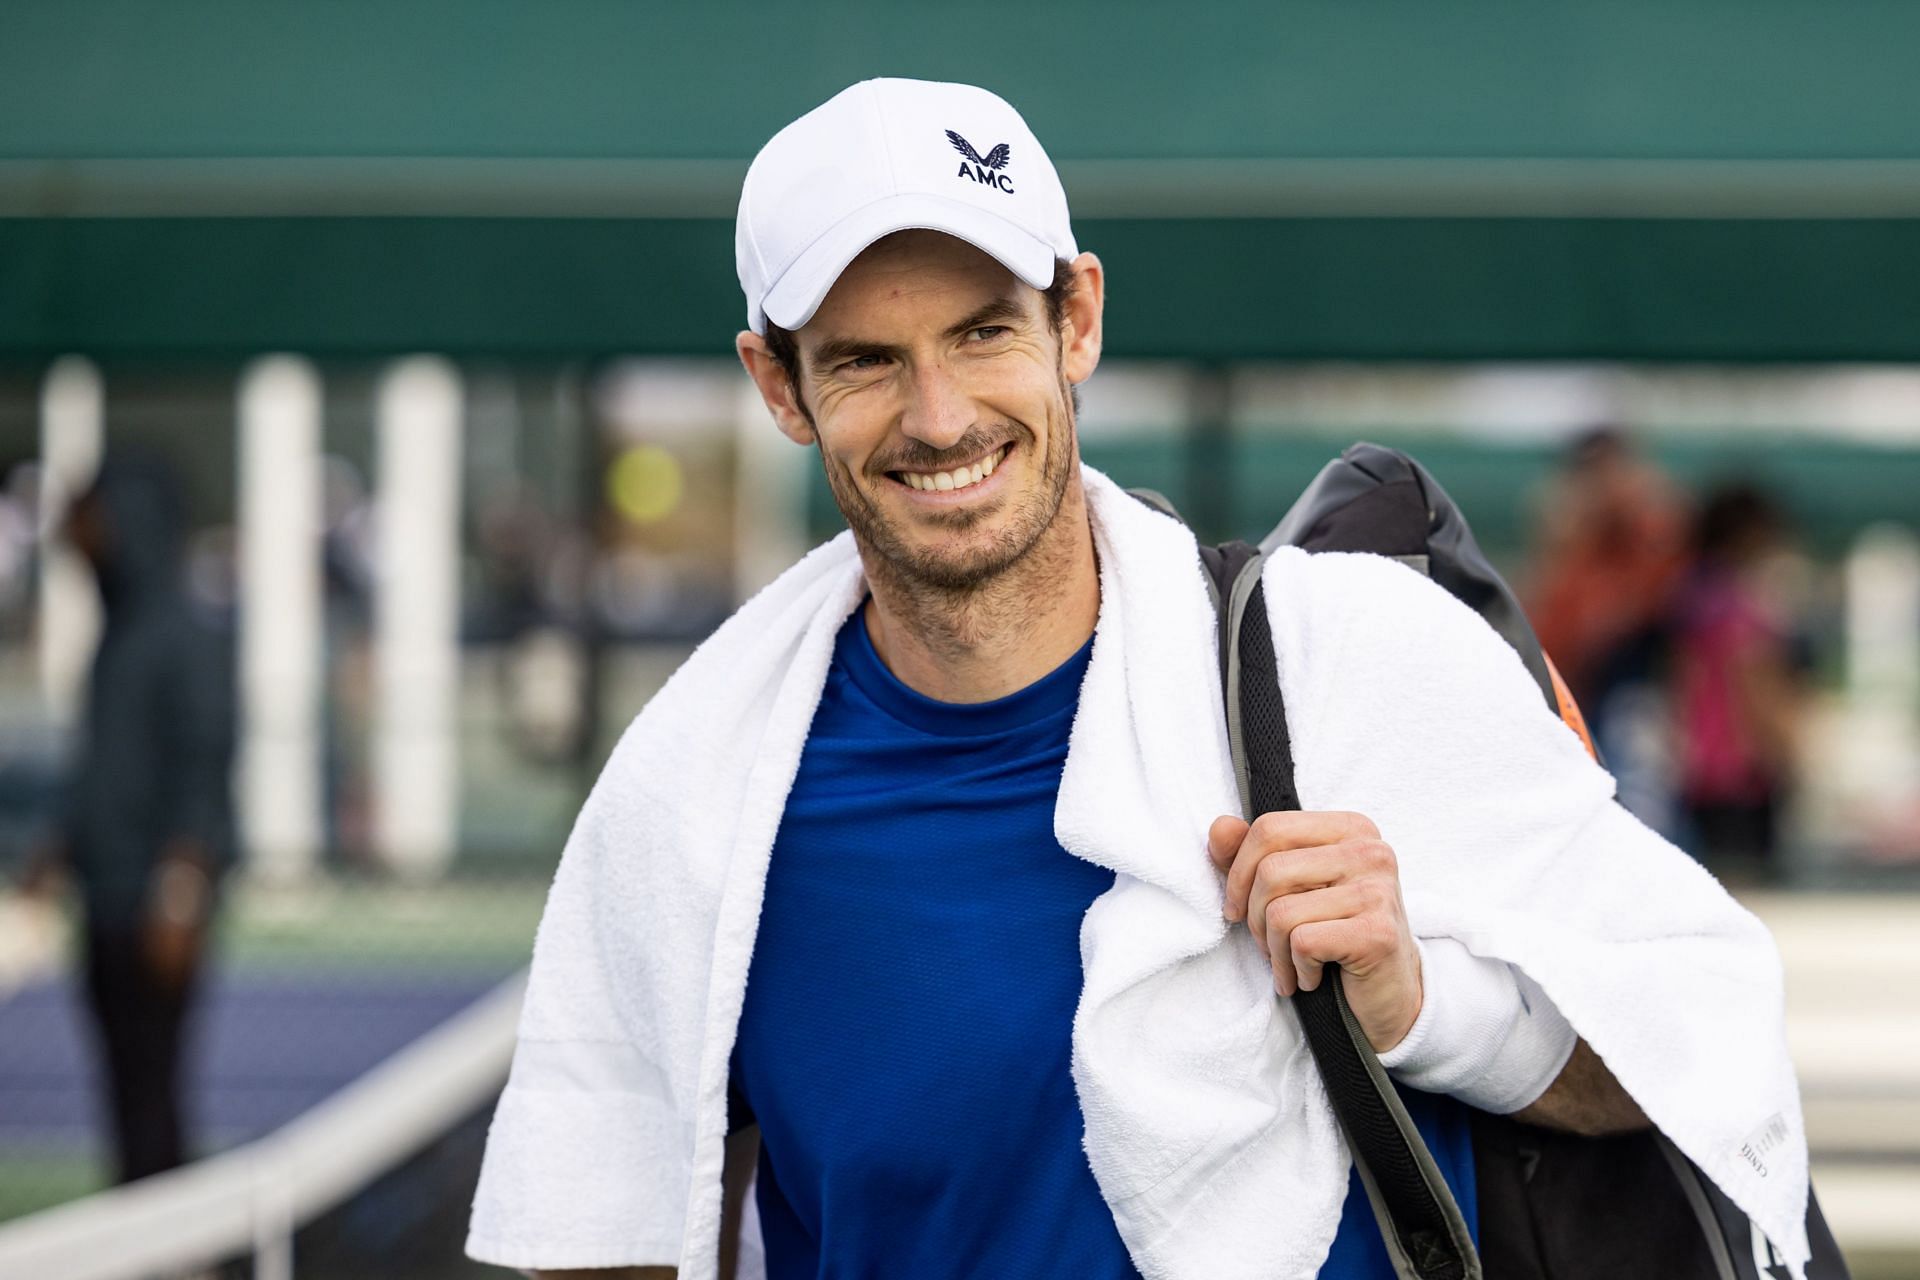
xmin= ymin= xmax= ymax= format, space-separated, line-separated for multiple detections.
xmin=1206 ymin=542 xmax=1481 ymax=1280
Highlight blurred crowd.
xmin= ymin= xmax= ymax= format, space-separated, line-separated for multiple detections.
xmin=1526 ymin=427 xmax=1812 ymax=883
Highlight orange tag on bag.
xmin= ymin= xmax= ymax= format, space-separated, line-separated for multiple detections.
xmin=1544 ymin=653 xmax=1599 ymax=762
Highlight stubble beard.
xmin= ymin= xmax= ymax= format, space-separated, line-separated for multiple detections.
xmin=820 ymin=379 xmax=1079 ymax=610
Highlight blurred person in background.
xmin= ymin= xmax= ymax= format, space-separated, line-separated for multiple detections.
xmin=1671 ymin=482 xmax=1811 ymax=884
xmin=1524 ymin=426 xmax=1691 ymax=833
xmin=20 ymin=455 xmax=236 ymax=1184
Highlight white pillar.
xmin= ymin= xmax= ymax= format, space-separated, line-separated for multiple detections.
xmin=732 ymin=381 xmax=811 ymax=600
xmin=237 ymin=357 xmax=326 ymax=884
xmin=1847 ymin=524 xmax=1920 ymax=713
xmin=36 ymin=357 xmax=104 ymax=723
xmin=373 ymin=357 xmax=463 ymax=878
xmin=1821 ymin=523 xmax=1920 ymax=861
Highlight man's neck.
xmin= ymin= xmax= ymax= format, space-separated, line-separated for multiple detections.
xmin=859 ymin=483 xmax=1100 ymax=705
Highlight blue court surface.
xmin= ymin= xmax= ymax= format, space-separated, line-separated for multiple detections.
xmin=0 ymin=877 xmax=545 ymax=1220
xmin=0 ymin=969 xmax=504 ymax=1151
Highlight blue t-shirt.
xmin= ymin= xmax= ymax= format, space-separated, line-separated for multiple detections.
xmin=730 ymin=612 xmax=1477 ymax=1278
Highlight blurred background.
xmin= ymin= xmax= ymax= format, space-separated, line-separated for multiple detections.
xmin=1 ymin=3 xmax=1918 ymax=1277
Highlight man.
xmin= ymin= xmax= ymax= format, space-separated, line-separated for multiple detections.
xmin=469 ymin=79 xmax=1809 ymax=1279
xmin=26 ymin=457 xmax=234 ymax=1184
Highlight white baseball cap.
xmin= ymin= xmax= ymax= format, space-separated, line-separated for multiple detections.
xmin=735 ymin=77 xmax=1078 ymax=335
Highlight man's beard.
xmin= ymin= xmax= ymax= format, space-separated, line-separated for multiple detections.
xmin=819 ymin=383 xmax=1076 ymax=596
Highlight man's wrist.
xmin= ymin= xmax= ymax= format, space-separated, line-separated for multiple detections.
xmin=1377 ymin=936 xmax=1577 ymax=1114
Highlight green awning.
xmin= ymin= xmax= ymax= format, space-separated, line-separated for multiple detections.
xmin=5 ymin=215 xmax=1919 ymax=362
xmin=8 ymin=1 xmax=1919 ymax=163
xmin=6 ymin=1 xmax=1920 ymax=361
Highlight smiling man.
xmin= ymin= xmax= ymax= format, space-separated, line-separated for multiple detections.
xmin=466 ymin=79 xmax=1811 ymax=1280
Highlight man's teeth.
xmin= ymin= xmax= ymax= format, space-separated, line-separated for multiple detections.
xmin=902 ymin=446 xmax=1004 ymax=493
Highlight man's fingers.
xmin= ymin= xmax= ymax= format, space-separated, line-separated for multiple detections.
xmin=1287 ymin=917 xmax=1378 ymax=995
xmin=1248 ymin=809 xmax=1380 ymax=850
xmin=1254 ymin=881 xmax=1368 ymax=991
xmin=1292 ymin=950 xmax=1322 ymax=996
xmin=1225 ymin=838 xmax=1393 ymax=927
xmin=1219 ymin=811 xmax=1380 ymax=921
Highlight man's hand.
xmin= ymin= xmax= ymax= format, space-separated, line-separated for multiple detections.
xmin=1208 ymin=810 xmax=1422 ymax=1054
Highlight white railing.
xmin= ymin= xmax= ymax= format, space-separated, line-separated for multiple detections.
xmin=0 ymin=970 xmax=525 ymax=1280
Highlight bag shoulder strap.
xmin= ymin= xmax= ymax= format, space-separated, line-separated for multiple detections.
xmin=1202 ymin=540 xmax=1481 ymax=1280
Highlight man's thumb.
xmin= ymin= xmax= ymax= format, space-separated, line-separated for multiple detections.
xmin=1207 ymin=814 xmax=1249 ymax=869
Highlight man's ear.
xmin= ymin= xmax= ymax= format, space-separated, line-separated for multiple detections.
xmin=1057 ymin=251 xmax=1105 ymax=388
xmin=736 ymin=331 xmax=816 ymax=446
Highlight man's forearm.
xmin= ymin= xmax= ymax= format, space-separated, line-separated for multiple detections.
xmin=1376 ymin=940 xmax=1648 ymax=1135
xmin=1511 ymin=1037 xmax=1649 ymax=1136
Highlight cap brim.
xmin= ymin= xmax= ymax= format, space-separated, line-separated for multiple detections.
xmin=757 ymin=192 xmax=1059 ymax=334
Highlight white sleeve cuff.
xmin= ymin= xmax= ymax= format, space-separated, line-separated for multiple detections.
xmin=1376 ymin=936 xmax=1578 ymax=1114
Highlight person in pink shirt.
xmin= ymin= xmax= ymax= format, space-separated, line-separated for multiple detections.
xmin=1671 ymin=483 xmax=1808 ymax=882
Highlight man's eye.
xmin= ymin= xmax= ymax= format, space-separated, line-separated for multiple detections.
xmin=970 ymin=326 xmax=1008 ymax=342
xmin=843 ymin=354 xmax=887 ymax=371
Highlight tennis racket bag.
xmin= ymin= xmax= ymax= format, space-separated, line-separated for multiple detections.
xmin=1136 ymin=441 xmax=1848 ymax=1280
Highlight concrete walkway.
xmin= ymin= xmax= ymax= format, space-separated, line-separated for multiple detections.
xmin=1749 ymin=892 xmax=1920 ymax=1264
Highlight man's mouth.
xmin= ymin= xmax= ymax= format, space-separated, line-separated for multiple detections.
xmin=890 ymin=443 xmax=1010 ymax=494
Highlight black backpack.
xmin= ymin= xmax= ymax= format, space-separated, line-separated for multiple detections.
xmin=1136 ymin=442 xmax=1848 ymax=1280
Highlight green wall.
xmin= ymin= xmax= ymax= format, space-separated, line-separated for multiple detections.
xmin=6 ymin=216 xmax=1920 ymax=361
xmin=7 ymin=1 xmax=1919 ymax=161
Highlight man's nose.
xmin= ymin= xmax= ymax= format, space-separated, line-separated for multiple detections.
xmin=898 ymin=360 xmax=974 ymax=449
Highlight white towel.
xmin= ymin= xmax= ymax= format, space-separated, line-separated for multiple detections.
xmin=467 ymin=531 xmax=868 ymax=1275
xmin=468 ymin=465 xmax=1810 ymax=1280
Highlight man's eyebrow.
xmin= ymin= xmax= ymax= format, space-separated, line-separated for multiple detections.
xmin=805 ymin=335 xmax=906 ymax=372
xmin=944 ymin=295 xmax=1029 ymax=339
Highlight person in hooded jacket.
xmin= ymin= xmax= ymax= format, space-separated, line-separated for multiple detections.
xmin=28 ymin=455 xmax=237 ymax=1184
